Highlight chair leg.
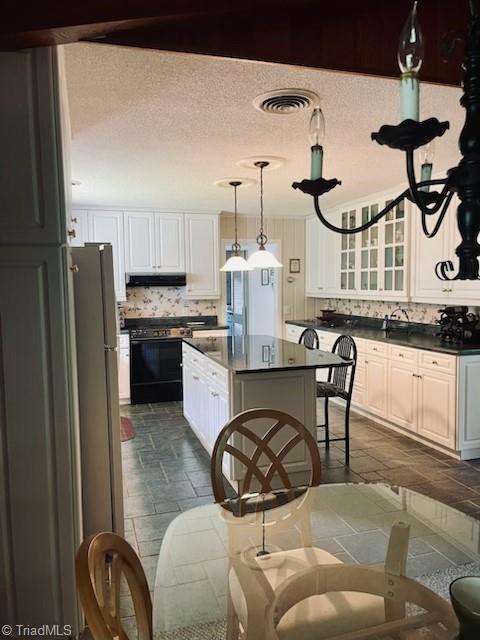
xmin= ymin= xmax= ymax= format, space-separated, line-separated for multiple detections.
xmin=345 ymin=401 xmax=351 ymax=465
xmin=227 ymin=590 xmax=240 ymax=640
xmin=324 ymin=398 xmax=330 ymax=449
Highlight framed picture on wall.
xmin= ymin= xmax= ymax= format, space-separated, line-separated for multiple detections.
xmin=289 ymin=258 xmax=301 ymax=274
xmin=261 ymin=269 xmax=270 ymax=286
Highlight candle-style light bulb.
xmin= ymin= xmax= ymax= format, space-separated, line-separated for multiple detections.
xmin=309 ymin=106 xmax=326 ymax=147
xmin=398 ymin=1 xmax=424 ymax=74
xmin=420 ymin=140 xmax=435 ymax=165
xmin=309 ymin=106 xmax=325 ymax=180
xmin=419 ymin=140 xmax=435 ymax=192
xmin=398 ymin=1 xmax=424 ymax=121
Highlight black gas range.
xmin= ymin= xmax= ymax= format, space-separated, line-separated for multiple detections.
xmin=125 ymin=316 xmax=216 ymax=404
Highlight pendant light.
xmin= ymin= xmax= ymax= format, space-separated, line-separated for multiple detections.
xmin=220 ymin=181 xmax=252 ymax=272
xmin=247 ymin=161 xmax=282 ymax=268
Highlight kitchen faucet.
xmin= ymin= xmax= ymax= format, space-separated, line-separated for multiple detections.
xmin=385 ymin=307 xmax=411 ymax=334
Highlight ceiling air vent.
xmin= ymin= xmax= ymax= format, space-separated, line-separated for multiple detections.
xmin=253 ymin=89 xmax=319 ymax=115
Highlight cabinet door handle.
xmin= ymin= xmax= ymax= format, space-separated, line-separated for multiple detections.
xmin=317 ymin=286 xmax=324 ymax=290
xmin=372 ymin=347 xmax=378 ymax=352
xmin=104 ymin=345 xmax=117 ymax=352
xmin=211 ymin=371 xmax=217 ymax=376
xmin=71 ymin=217 xmax=78 ymax=224
xmin=365 ymin=360 xmax=369 ymax=364
xmin=67 ymin=228 xmax=76 ymax=238
xmin=211 ymin=391 xmax=218 ymax=397
xmin=398 ymin=353 xmax=404 ymax=358
xmin=432 ymin=360 xmax=439 ymax=365
xmin=193 ymin=375 xmax=199 ymax=380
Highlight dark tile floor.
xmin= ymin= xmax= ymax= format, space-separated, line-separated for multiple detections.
xmin=120 ymin=400 xmax=480 ymax=591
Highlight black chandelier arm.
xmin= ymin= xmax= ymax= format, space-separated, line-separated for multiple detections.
xmin=420 ymin=190 xmax=455 ymax=238
xmin=313 ymin=191 xmax=408 ymax=235
xmin=405 ymin=148 xmax=454 ymax=215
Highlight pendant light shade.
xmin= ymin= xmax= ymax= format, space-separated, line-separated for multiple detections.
xmin=220 ymin=181 xmax=252 ymax=272
xmin=247 ymin=161 xmax=282 ymax=269
xmin=220 ymin=254 xmax=252 ymax=272
xmin=248 ymin=246 xmax=283 ymax=268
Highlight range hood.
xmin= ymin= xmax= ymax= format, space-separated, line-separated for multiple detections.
xmin=126 ymin=273 xmax=187 ymax=287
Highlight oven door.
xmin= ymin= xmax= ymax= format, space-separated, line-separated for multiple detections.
xmin=130 ymin=338 xmax=182 ymax=404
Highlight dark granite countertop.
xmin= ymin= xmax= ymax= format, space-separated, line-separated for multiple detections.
xmin=183 ymin=335 xmax=352 ymax=374
xmin=189 ymin=324 xmax=228 ymax=332
xmin=286 ymin=319 xmax=480 ymax=356
xmin=123 ymin=315 xmax=225 ymax=331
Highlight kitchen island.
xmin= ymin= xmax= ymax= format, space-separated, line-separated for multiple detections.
xmin=182 ymin=334 xmax=349 ymax=489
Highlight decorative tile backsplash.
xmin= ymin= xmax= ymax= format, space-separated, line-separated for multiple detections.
xmin=119 ymin=287 xmax=217 ymax=319
xmin=315 ymin=298 xmax=445 ymax=325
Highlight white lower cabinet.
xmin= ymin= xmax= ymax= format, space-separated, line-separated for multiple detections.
xmin=388 ymin=359 xmax=418 ymax=432
xmin=285 ymin=322 xmax=480 ymax=458
xmin=117 ymin=333 xmax=130 ymax=403
xmin=365 ymin=356 xmax=388 ymax=418
xmin=417 ymin=368 xmax=456 ymax=449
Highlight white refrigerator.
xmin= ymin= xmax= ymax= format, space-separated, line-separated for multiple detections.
xmin=72 ymin=243 xmax=124 ymax=537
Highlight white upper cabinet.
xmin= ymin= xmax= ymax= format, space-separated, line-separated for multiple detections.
xmin=185 ymin=214 xmax=220 ymax=299
xmin=154 ymin=213 xmax=184 ymax=272
xmin=87 ymin=210 xmax=126 ymax=301
xmin=335 ymin=192 xmax=409 ymax=300
xmin=411 ymin=194 xmax=480 ymax=304
xmin=305 ymin=214 xmax=339 ymax=297
xmin=125 ymin=211 xmax=184 ymax=273
xmin=124 ymin=211 xmax=155 ymax=272
xmin=446 ymin=195 xmax=480 ymax=303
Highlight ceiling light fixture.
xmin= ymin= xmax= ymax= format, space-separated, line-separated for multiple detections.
xmin=248 ymin=161 xmax=282 ymax=269
xmin=292 ymin=0 xmax=480 ymax=281
xmin=220 ymin=181 xmax=252 ymax=272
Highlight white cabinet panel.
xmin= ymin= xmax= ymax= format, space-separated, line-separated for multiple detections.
xmin=125 ymin=211 xmax=155 ymax=272
xmin=305 ymin=214 xmax=339 ymax=297
xmin=185 ymin=215 xmax=220 ymax=299
xmin=388 ymin=360 xmax=417 ymax=432
xmin=118 ymin=342 xmax=130 ymax=403
xmin=305 ymin=215 xmax=323 ymax=296
xmin=69 ymin=209 xmax=88 ymax=247
xmin=448 ymin=196 xmax=480 ymax=302
xmin=87 ymin=210 xmax=126 ymax=301
xmin=286 ymin=323 xmax=303 ymax=343
xmin=418 ymin=368 xmax=456 ymax=449
xmin=155 ymin=213 xmax=184 ymax=272
xmin=365 ymin=356 xmax=388 ymax=418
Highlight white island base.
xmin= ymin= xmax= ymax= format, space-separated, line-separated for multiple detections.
xmin=182 ymin=341 xmax=320 ymax=491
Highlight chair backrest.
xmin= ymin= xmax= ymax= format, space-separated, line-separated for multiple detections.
xmin=211 ymin=408 xmax=321 ymax=502
xmin=329 ymin=334 xmax=357 ymax=393
xmin=76 ymin=532 xmax=153 ymax=640
xmin=298 ymin=328 xmax=319 ymax=349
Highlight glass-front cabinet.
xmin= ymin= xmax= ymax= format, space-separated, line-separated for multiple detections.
xmin=334 ymin=190 xmax=409 ymax=300
xmin=340 ymin=209 xmax=358 ymax=293
xmin=383 ymin=199 xmax=406 ymax=295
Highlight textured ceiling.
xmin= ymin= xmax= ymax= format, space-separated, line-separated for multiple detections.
xmin=65 ymin=43 xmax=462 ymax=216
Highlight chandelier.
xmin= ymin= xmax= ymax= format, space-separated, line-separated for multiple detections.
xmin=292 ymin=0 xmax=480 ymax=281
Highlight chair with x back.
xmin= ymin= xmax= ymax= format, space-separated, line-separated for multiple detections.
xmin=211 ymin=408 xmax=321 ymax=505
xmin=298 ymin=327 xmax=320 ymax=350
xmin=316 ymin=334 xmax=357 ymax=465
xmin=76 ymin=532 xmax=153 ymax=640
